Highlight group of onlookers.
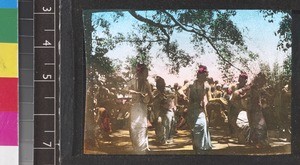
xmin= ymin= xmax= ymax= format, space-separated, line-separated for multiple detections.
xmin=91 ymin=63 xmax=291 ymax=153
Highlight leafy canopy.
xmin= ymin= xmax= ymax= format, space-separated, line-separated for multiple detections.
xmin=90 ymin=10 xmax=260 ymax=75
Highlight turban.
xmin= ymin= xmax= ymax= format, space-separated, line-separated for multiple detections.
xmin=197 ymin=65 xmax=208 ymax=75
xmin=239 ymin=71 xmax=248 ymax=79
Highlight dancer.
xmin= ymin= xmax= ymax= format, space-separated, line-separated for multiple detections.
xmin=228 ymin=71 xmax=249 ymax=137
xmin=151 ymin=76 xmax=167 ymax=143
xmin=128 ymin=63 xmax=153 ymax=152
xmin=152 ymin=76 xmax=176 ymax=145
xmin=248 ymin=72 xmax=270 ymax=148
xmin=178 ymin=65 xmax=223 ymax=153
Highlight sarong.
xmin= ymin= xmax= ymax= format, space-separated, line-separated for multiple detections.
xmin=193 ymin=112 xmax=212 ymax=152
xmin=129 ymin=102 xmax=149 ymax=152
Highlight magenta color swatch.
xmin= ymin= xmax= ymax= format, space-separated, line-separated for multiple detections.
xmin=0 ymin=112 xmax=18 ymax=146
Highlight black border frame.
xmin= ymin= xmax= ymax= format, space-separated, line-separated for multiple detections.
xmin=60 ymin=0 xmax=300 ymax=164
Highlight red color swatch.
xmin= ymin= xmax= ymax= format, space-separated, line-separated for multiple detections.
xmin=0 ymin=78 xmax=18 ymax=112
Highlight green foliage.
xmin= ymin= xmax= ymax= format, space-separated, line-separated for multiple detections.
xmin=84 ymin=11 xmax=128 ymax=111
xmin=261 ymin=10 xmax=291 ymax=52
xmin=277 ymin=14 xmax=292 ymax=52
xmin=124 ymin=10 xmax=259 ymax=75
xmin=127 ymin=49 xmax=152 ymax=69
xmin=84 ymin=10 xmax=291 ymax=106
xmin=162 ymin=41 xmax=193 ymax=74
xmin=261 ymin=10 xmax=291 ymax=84
xmin=259 ymin=60 xmax=290 ymax=90
xmin=283 ymin=55 xmax=292 ymax=79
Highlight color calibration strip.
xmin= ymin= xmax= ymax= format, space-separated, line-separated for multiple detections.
xmin=0 ymin=1 xmax=19 ymax=165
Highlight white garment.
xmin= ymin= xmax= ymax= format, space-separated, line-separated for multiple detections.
xmin=129 ymin=102 xmax=149 ymax=152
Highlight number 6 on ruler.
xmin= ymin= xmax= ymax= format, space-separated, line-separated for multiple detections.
xmin=43 ymin=40 xmax=52 ymax=46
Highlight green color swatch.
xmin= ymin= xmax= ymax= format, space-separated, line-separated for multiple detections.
xmin=0 ymin=9 xmax=18 ymax=43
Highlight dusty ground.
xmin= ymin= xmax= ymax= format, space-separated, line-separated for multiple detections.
xmin=84 ymin=126 xmax=291 ymax=155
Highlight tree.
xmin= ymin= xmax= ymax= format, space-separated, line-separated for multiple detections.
xmin=261 ymin=10 xmax=291 ymax=52
xmin=282 ymin=55 xmax=291 ymax=80
xmin=260 ymin=10 xmax=292 ymax=132
xmin=261 ymin=10 xmax=292 ymax=80
xmin=91 ymin=10 xmax=261 ymax=78
xmin=83 ymin=11 xmax=126 ymax=112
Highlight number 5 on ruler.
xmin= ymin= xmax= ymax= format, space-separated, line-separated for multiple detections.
xmin=43 ymin=74 xmax=52 ymax=80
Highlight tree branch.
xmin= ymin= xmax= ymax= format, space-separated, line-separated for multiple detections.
xmin=161 ymin=10 xmax=243 ymax=72
xmin=128 ymin=10 xmax=172 ymax=55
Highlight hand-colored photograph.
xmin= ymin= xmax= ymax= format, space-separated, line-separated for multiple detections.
xmin=82 ymin=9 xmax=291 ymax=155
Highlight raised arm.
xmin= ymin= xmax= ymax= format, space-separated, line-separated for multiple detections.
xmin=145 ymin=80 xmax=154 ymax=100
xmin=177 ymin=82 xmax=190 ymax=100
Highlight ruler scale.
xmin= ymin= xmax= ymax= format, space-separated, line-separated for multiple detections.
xmin=34 ymin=0 xmax=58 ymax=164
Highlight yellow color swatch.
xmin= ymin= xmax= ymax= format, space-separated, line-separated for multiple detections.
xmin=0 ymin=43 xmax=18 ymax=78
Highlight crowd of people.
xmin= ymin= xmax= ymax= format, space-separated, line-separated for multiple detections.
xmin=91 ymin=63 xmax=291 ymax=154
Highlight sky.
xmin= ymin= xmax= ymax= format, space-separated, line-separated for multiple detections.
xmin=89 ymin=10 xmax=290 ymax=86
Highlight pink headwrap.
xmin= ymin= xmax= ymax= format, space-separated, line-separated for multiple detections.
xmin=239 ymin=71 xmax=248 ymax=79
xmin=197 ymin=65 xmax=208 ymax=75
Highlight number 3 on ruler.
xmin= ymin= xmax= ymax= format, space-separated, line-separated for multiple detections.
xmin=42 ymin=7 xmax=52 ymax=12
xmin=43 ymin=40 xmax=52 ymax=46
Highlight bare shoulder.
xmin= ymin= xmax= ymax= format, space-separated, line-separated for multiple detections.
xmin=204 ymin=81 xmax=210 ymax=90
